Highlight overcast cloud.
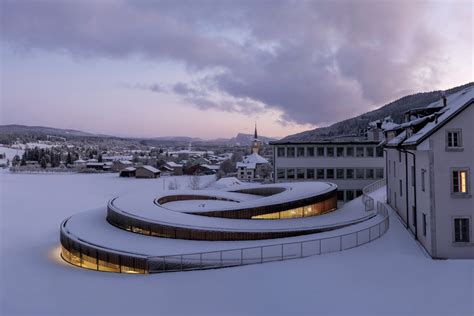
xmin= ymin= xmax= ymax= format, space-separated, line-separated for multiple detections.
xmin=2 ymin=0 xmax=471 ymax=127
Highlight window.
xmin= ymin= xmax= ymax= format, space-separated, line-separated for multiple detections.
xmin=297 ymin=147 xmax=305 ymax=157
xmin=346 ymin=169 xmax=354 ymax=179
xmin=337 ymin=190 xmax=344 ymax=201
xmin=366 ymin=168 xmax=374 ymax=179
xmin=277 ymin=147 xmax=286 ymax=157
xmin=411 ymin=166 xmax=415 ymax=187
xmin=346 ymin=147 xmax=354 ymax=157
xmin=376 ymin=168 xmax=384 ymax=179
xmin=316 ymin=169 xmax=325 ymax=179
xmin=356 ymin=168 xmax=364 ymax=179
xmin=336 ymin=168 xmax=344 ymax=179
xmin=317 ymin=147 xmax=325 ymax=157
xmin=399 ymin=180 xmax=403 ymax=196
xmin=326 ymin=168 xmax=334 ymax=179
xmin=277 ymin=169 xmax=285 ymax=179
xmin=376 ymin=147 xmax=384 ymax=157
xmin=398 ymin=150 xmax=402 ymax=162
xmin=356 ymin=147 xmax=364 ymax=157
xmin=452 ymin=169 xmax=469 ymax=194
xmin=454 ymin=218 xmax=470 ymax=242
xmin=297 ymin=168 xmax=305 ymax=179
xmin=421 ymin=169 xmax=426 ymax=192
xmin=336 ymin=147 xmax=344 ymax=157
xmin=287 ymin=147 xmax=295 ymax=157
xmin=422 ymin=213 xmax=427 ymax=236
xmin=366 ymin=147 xmax=374 ymax=157
xmin=393 ymin=161 xmax=396 ymax=177
xmin=346 ymin=190 xmax=354 ymax=201
xmin=326 ymin=147 xmax=334 ymax=157
xmin=307 ymin=147 xmax=314 ymax=157
xmin=388 ymin=159 xmax=391 ymax=174
xmin=446 ymin=130 xmax=462 ymax=149
xmin=287 ymin=168 xmax=295 ymax=179
xmin=307 ymin=168 xmax=315 ymax=179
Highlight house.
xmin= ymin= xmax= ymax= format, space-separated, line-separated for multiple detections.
xmin=119 ymin=167 xmax=136 ymax=177
xmin=271 ymin=129 xmax=385 ymax=203
xmin=135 ymin=165 xmax=161 ymax=178
xmin=383 ymin=86 xmax=473 ymax=259
xmin=236 ymin=153 xmax=272 ymax=181
xmin=112 ymin=160 xmax=133 ymax=172
xmin=73 ymin=159 xmax=86 ymax=168
xmin=86 ymin=162 xmax=106 ymax=170
xmin=185 ymin=164 xmax=216 ymax=175
xmin=163 ymin=161 xmax=184 ymax=175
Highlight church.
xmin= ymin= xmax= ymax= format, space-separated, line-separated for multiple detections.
xmin=236 ymin=123 xmax=272 ymax=181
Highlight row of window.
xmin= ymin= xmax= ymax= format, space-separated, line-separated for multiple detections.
xmin=276 ymin=168 xmax=384 ymax=180
xmin=276 ymin=146 xmax=384 ymax=158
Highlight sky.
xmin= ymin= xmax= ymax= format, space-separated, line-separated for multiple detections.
xmin=1 ymin=0 xmax=472 ymax=139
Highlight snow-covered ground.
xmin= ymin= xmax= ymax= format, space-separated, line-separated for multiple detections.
xmin=1 ymin=171 xmax=473 ymax=315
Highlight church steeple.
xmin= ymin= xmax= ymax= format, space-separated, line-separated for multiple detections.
xmin=251 ymin=121 xmax=261 ymax=154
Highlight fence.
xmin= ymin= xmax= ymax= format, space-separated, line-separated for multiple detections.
xmin=361 ymin=179 xmax=386 ymax=211
xmin=147 ymin=200 xmax=390 ymax=273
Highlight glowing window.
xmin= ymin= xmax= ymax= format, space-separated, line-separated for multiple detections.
xmin=452 ymin=170 xmax=469 ymax=194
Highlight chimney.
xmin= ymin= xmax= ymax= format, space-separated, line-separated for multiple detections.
xmin=441 ymin=92 xmax=447 ymax=107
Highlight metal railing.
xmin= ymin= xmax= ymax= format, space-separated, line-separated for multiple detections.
xmin=146 ymin=200 xmax=390 ymax=273
xmin=361 ymin=179 xmax=386 ymax=211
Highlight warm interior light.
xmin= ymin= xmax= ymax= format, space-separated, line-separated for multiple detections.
xmin=460 ymin=171 xmax=467 ymax=193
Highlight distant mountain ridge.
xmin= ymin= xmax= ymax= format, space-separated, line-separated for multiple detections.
xmin=0 ymin=124 xmax=278 ymax=146
xmin=280 ymin=82 xmax=474 ymax=142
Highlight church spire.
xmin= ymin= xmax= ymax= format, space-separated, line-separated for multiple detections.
xmin=254 ymin=121 xmax=258 ymax=140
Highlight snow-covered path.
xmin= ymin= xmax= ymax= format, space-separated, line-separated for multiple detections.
xmin=1 ymin=171 xmax=473 ymax=315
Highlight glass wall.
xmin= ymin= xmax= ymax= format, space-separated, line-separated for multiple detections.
xmin=251 ymin=195 xmax=337 ymax=219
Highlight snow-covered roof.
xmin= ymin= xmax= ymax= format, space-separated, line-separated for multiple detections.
xmin=74 ymin=159 xmax=86 ymax=163
xmin=122 ymin=167 xmax=136 ymax=172
xmin=386 ymin=130 xmax=407 ymax=146
xmin=403 ymin=87 xmax=473 ymax=145
xmin=138 ymin=165 xmax=160 ymax=173
xmin=201 ymin=164 xmax=220 ymax=170
xmin=165 ymin=161 xmax=183 ymax=168
xmin=116 ymin=160 xmax=133 ymax=165
xmin=236 ymin=153 xmax=269 ymax=170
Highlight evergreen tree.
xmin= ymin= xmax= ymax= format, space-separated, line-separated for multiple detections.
xmin=40 ymin=157 xmax=47 ymax=168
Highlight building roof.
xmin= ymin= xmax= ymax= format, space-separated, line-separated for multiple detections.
xmin=165 ymin=161 xmax=183 ymax=168
xmin=236 ymin=153 xmax=269 ymax=170
xmin=138 ymin=165 xmax=160 ymax=173
xmin=403 ymin=87 xmax=473 ymax=146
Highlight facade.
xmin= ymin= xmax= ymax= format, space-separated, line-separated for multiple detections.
xmin=135 ymin=165 xmax=161 ymax=178
xmin=271 ymin=140 xmax=385 ymax=203
xmin=384 ymin=87 xmax=473 ymax=259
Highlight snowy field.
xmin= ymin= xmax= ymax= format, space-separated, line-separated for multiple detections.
xmin=1 ymin=171 xmax=473 ymax=316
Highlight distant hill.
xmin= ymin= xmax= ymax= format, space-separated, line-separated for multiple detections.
xmin=0 ymin=124 xmax=105 ymax=138
xmin=213 ymin=133 xmax=278 ymax=146
xmin=280 ymin=82 xmax=474 ymax=142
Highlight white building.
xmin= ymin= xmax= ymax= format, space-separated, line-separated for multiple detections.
xmin=384 ymin=86 xmax=473 ymax=259
xmin=236 ymin=153 xmax=271 ymax=181
xmin=272 ymin=137 xmax=385 ymax=203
